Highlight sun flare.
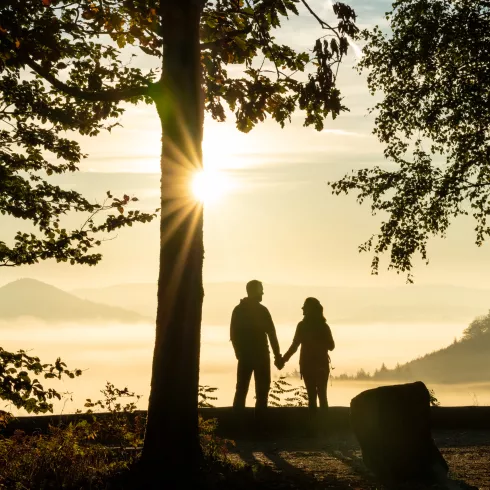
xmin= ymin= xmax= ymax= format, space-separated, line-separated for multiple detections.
xmin=191 ymin=170 xmax=231 ymax=204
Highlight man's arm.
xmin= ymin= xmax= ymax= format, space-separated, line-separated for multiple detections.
xmin=264 ymin=308 xmax=281 ymax=359
xmin=230 ymin=307 xmax=241 ymax=359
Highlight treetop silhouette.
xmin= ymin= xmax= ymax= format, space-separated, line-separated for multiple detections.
xmin=331 ymin=0 xmax=490 ymax=281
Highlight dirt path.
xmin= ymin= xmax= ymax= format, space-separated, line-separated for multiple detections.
xmin=229 ymin=430 xmax=490 ymax=490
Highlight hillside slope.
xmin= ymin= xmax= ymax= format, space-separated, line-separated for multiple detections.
xmin=371 ymin=331 xmax=490 ymax=383
xmin=0 ymin=279 xmax=150 ymax=323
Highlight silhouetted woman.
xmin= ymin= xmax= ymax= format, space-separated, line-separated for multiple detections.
xmin=281 ymin=297 xmax=335 ymax=410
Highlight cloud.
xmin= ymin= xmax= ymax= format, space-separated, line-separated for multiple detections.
xmin=321 ymin=129 xmax=365 ymax=137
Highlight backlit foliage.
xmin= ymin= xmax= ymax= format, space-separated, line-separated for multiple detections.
xmin=0 ymin=347 xmax=82 ymax=418
xmin=0 ymin=383 xmax=236 ymax=489
xmin=331 ymin=0 xmax=490 ymax=280
xmin=1 ymin=1 xmax=358 ymax=269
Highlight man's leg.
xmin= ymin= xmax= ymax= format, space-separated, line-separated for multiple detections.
xmin=233 ymin=358 xmax=253 ymax=409
xmin=254 ymin=357 xmax=271 ymax=410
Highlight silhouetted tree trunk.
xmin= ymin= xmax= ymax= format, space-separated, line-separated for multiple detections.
xmin=142 ymin=0 xmax=204 ymax=473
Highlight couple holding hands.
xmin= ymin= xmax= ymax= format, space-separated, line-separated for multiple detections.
xmin=230 ymin=280 xmax=335 ymax=411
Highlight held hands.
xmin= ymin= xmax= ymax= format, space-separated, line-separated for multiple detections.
xmin=274 ymin=354 xmax=285 ymax=371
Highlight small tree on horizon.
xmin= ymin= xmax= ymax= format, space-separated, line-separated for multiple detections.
xmin=462 ymin=310 xmax=490 ymax=340
xmin=355 ymin=368 xmax=371 ymax=380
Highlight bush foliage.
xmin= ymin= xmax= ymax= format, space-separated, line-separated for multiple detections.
xmin=0 ymin=348 xmax=83 ymax=427
xmin=0 ymin=382 xmax=235 ymax=489
xmin=269 ymin=376 xmax=309 ymax=407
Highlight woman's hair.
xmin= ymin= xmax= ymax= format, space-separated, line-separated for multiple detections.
xmin=303 ymin=297 xmax=325 ymax=321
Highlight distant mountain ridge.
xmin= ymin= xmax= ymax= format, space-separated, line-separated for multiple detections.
xmin=74 ymin=282 xmax=490 ymax=325
xmin=5 ymin=278 xmax=490 ymax=383
xmin=0 ymin=279 xmax=150 ymax=323
xmin=74 ymin=283 xmax=156 ymax=318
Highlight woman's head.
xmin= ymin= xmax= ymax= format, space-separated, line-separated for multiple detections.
xmin=302 ymin=297 xmax=324 ymax=318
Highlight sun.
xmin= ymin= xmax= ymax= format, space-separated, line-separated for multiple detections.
xmin=191 ymin=169 xmax=231 ymax=204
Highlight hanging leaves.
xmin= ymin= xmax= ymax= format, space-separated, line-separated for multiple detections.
xmin=0 ymin=347 xmax=82 ymax=414
xmin=1 ymin=0 xmax=357 ymax=267
xmin=201 ymin=0 xmax=358 ymax=132
xmin=331 ymin=0 xmax=490 ymax=280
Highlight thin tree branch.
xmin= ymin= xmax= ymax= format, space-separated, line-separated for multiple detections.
xmin=200 ymin=27 xmax=252 ymax=50
xmin=300 ymin=0 xmax=336 ymax=32
xmin=0 ymin=261 xmax=16 ymax=267
xmin=25 ymin=57 xmax=156 ymax=102
xmin=459 ymin=180 xmax=490 ymax=191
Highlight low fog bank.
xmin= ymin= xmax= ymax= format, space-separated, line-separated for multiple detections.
xmin=1 ymin=318 xmax=489 ymax=414
xmin=199 ymin=376 xmax=490 ymax=408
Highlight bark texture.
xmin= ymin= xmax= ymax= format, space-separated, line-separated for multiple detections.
xmin=142 ymin=0 xmax=205 ymax=474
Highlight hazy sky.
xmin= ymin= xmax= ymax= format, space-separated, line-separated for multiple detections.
xmin=3 ymin=0 xmax=490 ymax=290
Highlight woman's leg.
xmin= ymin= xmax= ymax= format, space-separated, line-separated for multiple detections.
xmin=303 ymin=373 xmax=318 ymax=410
xmin=317 ymin=370 xmax=329 ymax=409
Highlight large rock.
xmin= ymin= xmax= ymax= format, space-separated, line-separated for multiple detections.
xmin=350 ymin=381 xmax=448 ymax=482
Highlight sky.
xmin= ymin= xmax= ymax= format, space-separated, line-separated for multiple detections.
xmin=3 ymin=1 xmax=490 ymax=409
xmin=3 ymin=0 xmax=490 ymax=292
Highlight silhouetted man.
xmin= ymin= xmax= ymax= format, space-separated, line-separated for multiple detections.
xmin=230 ymin=280 xmax=282 ymax=410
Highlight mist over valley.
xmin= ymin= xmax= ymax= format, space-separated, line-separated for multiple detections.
xmin=2 ymin=278 xmax=490 ymax=412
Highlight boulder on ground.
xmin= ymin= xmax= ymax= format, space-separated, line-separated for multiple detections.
xmin=350 ymin=381 xmax=448 ymax=482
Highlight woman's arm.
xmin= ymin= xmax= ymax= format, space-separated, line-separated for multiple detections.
xmin=326 ymin=323 xmax=335 ymax=351
xmin=282 ymin=322 xmax=302 ymax=363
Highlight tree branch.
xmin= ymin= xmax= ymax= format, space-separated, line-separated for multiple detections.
xmin=300 ymin=0 xmax=336 ymax=32
xmin=200 ymin=27 xmax=252 ymax=51
xmin=0 ymin=260 xmax=16 ymax=267
xmin=459 ymin=180 xmax=490 ymax=191
xmin=25 ymin=57 xmax=155 ymax=102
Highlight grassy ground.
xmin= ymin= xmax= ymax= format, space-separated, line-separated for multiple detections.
xmin=229 ymin=430 xmax=490 ymax=490
xmin=1 ymin=412 xmax=488 ymax=489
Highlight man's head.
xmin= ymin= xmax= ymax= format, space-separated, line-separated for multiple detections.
xmin=246 ymin=280 xmax=264 ymax=302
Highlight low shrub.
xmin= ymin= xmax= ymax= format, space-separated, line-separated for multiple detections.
xmin=0 ymin=423 xmax=131 ymax=489
xmin=0 ymin=383 xmax=238 ymax=489
xmin=269 ymin=376 xmax=309 ymax=407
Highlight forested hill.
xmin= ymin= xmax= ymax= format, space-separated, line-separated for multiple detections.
xmin=0 ymin=279 xmax=149 ymax=323
xmin=363 ymin=317 xmax=490 ymax=384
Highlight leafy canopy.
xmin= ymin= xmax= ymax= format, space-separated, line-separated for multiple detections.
xmin=0 ymin=0 xmax=359 ymax=265
xmin=331 ymin=0 xmax=490 ymax=280
xmin=0 ymin=0 xmax=356 ymax=266
xmin=0 ymin=0 xmax=158 ymax=267
xmin=1 ymin=0 xmax=358 ymax=138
